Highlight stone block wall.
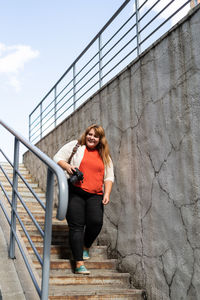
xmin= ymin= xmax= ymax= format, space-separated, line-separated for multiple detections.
xmin=23 ymin=6 xmax=200 ymax=300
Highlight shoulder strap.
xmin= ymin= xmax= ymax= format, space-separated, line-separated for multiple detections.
xmin=68 ymin=142 xmax=80 ymax=164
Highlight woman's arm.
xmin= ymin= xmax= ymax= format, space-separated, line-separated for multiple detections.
xmin=102 ymin=180 xmax=113 ymax=205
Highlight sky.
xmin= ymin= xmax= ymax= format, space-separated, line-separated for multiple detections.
xmin=0 ymin=0 xmax=125 ymax=162
xmin=0 ymin=0 xmax=190 ymax=163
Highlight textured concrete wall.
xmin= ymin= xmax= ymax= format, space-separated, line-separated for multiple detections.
xmin=23 ymin=6 xmax=200 ymax=300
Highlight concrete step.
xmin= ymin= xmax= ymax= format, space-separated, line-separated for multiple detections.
xmin=0 ymin=162 xmax=144 ymax=299
xmin=48 ymin=285 xmax=143 ymax=299
xmin=26 ymin=244 xmax=107 ymax=258
xmin=0 ymin=174 xmax=34 ymax=183
xmin=6 ymin=190 xmax=45 ymax=198
xmin=1 ymin=181 xmax=39 ymax=189
xmin=0 ymin=162 xmax=26 ymax=169
xmin=0 ymin=167 xmax=30 ymax=176
xmin=21 ymin=232 xmax=69 ymax=244
xmin=34 ymin=258 xmax=117 ymax=271
xmin=17 ymin=223 xmax=68 ymax=233
xmin=48 ymin=272 xmax=131 ymax=287
xmin=18 ymin=217 xmax=65 ymax=227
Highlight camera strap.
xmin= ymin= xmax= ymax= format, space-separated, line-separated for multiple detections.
xmin=68 ymin=142 xmax=80 ymax=164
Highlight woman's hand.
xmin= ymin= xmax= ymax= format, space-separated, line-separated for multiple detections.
xmin=65 ymin=163 xmax=76 ymax=175
xmin=57 ymin=160 xmax=76 ymax=175
xmin=102 ymin=193 xmax=110 ymax=205
xmin=102 ymin=180 xmax=113 ymax=205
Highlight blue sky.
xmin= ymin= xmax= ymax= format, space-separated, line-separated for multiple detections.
xmin=0 ymin=0 xmax=124 ymax=161
xmin=0 ymin=0 xmax=190 ymax=162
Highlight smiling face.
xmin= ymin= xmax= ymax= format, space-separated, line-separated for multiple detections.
xmin=85 ymin=128 xmax=100 ymax=149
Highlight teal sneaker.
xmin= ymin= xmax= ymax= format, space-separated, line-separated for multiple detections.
xmin=83 ymin=249 xmax=90 ymax=260
xmin=75 ymin=265 xmax=90 ymax=275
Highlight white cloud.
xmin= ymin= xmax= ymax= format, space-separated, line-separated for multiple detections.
xmin=0 ymin=43 xmax=39 ymax=91
xmin=144 ymin=0 xmax=190 ymax=26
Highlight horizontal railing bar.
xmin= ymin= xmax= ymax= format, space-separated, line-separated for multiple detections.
xmin=75 ymin=51 xmax=99 ymax=79
xmin=52 ymin=79 xmax=100 ymax=123
xmin=41 ymin=95 xmax=74 ymax=132
xmin=0 ymin=182 xmax=12 ymax=207
xmin=139 ymin=0 xmax=190 ymax=46
xmin=6 ymin=180 xmax=45 ymax=238
xmin=12 ymin=225 xmax=41 ymax=297
xmin=0 ymin=165 xmax=13 ymax=190
xmin=0 ymin=164 xmax=44 ymax=237
xmin=29 ymin=112 xmax=41 ymax=128
xmin=40 ymin=110 xmax=55 ymax=129
xmin=138 ymin=0 xmax=149 ymax=11
xmin=101 ymin=44 xmax=137 ymax=81
xmin=74 ymin=78 xmax=100 ymax=104
xmin=101 ymin=31 xmax=137 ymax=72
xmin=41 ymin=88 xmax=74 ymax=124
xmin=0 ymin=159 xmax=46 ymax=211
xmin=29 ymin=117 xmax=41 ymax=134
xmin=16 ymin=171 xmax=45 ymax=210
xmin=2 ymin=168 xmax=44 ymax=234
xmin=15 ymin=208 xmax=43 ymax=266
xmin=137 ymin=0 xmax=161 ymax=25
xmin=0 ymin=199 xmax=11 ymax=225
xmin=0 ymin=149 xmax=13 ymax=167
xmin=31 ymin=132 xmax=42 ymax=144
xmin=55 ymin=86 xmax=74 ymax=107
xmin=39 ymin=79 xmax=74 ymax=122
xmin=29 ymin=0 xmax=131 ymax=117
xmin=74 ymin=61 xmax=99 ymax=90
xmin=54 ymin=78 xmax=74 ymax=100
xmin=138 ymin=0 xmax=176 ymax=37
xmin=0 ymin=182 xmax=43 ymax=276
xmin=101 ymin=11 xmax=135 ymax=52
xmin=74 ymin=70 xmax=99 ymax=97
xmin=101 ymin=22 xmax=136 ymax=62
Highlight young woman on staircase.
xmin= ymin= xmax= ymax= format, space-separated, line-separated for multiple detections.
xmin=53 ymin=124 xmax=114 ymax=274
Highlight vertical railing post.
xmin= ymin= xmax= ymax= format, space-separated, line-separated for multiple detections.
xmin=9 ymin=137 xmax=20 ymax=259
xmin=98 ymin=34 xmax=102 ymax=88
xmin=40 ymin=103 xmax=43 ymax=140
xmin=73 ymin=64 xmax=76 ymax=111
xmin=41 ymin=168 xmax=54 ymax=300
xmin=54 ymin=86 xmax=57 ymax=128
xmin=29 ymin=114 xmax=31 ymax=142
xmin=135 ymin=0 xmax=141 ymax=56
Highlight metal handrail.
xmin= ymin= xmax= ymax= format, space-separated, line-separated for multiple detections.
xmin=29 ymin=0 xmax=191 ymax=143
xmin=0 ymin=119 xmax=68 ymax=299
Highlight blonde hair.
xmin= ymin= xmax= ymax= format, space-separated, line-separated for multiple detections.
xmin=78 ymin=124 xmax=111 ymax=166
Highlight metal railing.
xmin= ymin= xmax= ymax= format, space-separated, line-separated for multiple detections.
xmin=29 ymin=0 xmax=191 ymax=143
xmin=0 ymin=119 xmax=68 ymax=300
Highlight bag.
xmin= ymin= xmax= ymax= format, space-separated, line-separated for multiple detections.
xmin=68 ymin=142 xmax=80 ymax=164
xmin=67 ymin=142 xmax=84 ymax=185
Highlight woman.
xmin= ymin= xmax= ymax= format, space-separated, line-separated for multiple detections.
xmin=53 ymin=124 xmax=114 ymax=275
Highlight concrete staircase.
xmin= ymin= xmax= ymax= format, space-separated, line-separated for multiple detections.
xmin=0 ymin=163 xmax=144 ymax=299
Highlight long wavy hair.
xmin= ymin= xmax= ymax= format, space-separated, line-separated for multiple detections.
xmin=78 ymin=124 xmax=111 ymax=166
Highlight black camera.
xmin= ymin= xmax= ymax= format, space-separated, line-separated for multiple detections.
xmin=69 ymin=168 xmax=84 ymax=184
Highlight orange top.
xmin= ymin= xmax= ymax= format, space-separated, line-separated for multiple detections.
xmin=75 ymin=147 xmax=104 ymax=195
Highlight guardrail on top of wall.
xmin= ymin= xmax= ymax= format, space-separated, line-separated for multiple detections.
xmin=29 ymin=0 xmax=191 ymax=144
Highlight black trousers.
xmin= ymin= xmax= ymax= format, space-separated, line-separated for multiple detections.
xmin=66 ymin=184 xmax=104 ymax=261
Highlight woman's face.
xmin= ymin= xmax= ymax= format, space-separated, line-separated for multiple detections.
xmin=86 ymin=128 xmax=100 ymax=149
